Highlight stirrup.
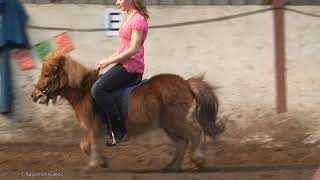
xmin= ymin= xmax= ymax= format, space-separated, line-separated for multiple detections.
xmin=105 ymin=131 xmax=116 ymax=146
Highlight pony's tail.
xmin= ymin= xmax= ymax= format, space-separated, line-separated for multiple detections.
xmin=187 ymin=75 xmax=224 ymax=140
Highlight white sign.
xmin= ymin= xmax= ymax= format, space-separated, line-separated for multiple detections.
xmin=104 ymin=9 xmax=124 ymax=36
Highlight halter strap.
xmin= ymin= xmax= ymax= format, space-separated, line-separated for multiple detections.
xmin=38 ymin=65 xmax=61 ymax=97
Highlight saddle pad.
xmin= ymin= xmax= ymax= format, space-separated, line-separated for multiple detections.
xmin=113 ymin=79 xmax=148 ymax=121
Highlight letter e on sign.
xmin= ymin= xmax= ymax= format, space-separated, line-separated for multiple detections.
xmin=104 ymin=9 xmax=124 ymax=36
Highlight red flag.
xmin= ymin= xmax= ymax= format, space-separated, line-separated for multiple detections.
xmin=52 ymin=32 xmax=74 ymax=52
xmin=12 ymin=49 xmax=34 ymax=70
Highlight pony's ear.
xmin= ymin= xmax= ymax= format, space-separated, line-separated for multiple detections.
xmin=57 ymin=54 xmax=66 ymax=66
xmin=44 ymin=49 xmax=68 ymax=69
xmin=52 ymin=50 xmax=67 ymax=66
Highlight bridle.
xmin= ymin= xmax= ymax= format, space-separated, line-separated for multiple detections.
xmin=35 ymin=65 xmax=101 ymax=98
xmin=37 ymin=65 xmax=61 ymax=97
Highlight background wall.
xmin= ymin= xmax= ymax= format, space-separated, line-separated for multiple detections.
xmin=0 ymin=4 xmax=319 ymax=147
xmin=20 ymin=0 xmax=320 ymax=5
xmin=22 ymin=0 xmax=320 ymax=5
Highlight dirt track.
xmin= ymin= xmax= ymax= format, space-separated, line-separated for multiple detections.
xmin=1 ymin=141 xmax=319 ymax=180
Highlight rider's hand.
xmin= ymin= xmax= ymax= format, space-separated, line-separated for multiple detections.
xmin=97 ymin=58 xmax=111 ymax=69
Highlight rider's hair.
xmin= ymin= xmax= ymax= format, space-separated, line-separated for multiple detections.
xmin=132 ymin=0 xmax=149 ymax=20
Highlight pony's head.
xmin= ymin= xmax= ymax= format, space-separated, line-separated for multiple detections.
xmin=31 ymin=49 xmax=70 ymax=104
xmin=31 ymin=49 xmax=99 ymax=105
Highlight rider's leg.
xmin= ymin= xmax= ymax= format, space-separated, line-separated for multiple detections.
xmin=91 ymin=64 xmax=142 ymax=144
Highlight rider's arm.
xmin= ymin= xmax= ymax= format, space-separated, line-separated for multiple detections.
xmin=106 ymin=29 xmax=143 ymax=65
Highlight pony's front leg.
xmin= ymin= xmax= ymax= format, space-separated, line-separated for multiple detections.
xmin=84 ymin=123 xmax=110 ymax=172
xmin=80 ymin=130 xmax=91 ymax=156
xmin=79 ymin=118 xmax=109 ymax=172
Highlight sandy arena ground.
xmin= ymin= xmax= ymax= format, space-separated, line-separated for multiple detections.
xmin=0 ymin=130 xmax=320 ymax=179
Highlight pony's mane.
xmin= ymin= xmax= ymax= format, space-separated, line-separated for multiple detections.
xmin=64 ymin=56 xmax=98 ymax=89
xmin=45 ymin=50 xmax=98 ymax=89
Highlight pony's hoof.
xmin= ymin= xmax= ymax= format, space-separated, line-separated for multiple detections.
xmin=82 ymin=165 xmax=95 ymax=173
xmin=161 ymin=165 xmax=180 ymax=172
xmin=193 ymin=164 xmax=210 ymax=171
xmin=99 ymin=158 xmax=110 ymax=168
xmin=192 ymin=154 xmax=206 ymax=169
xmin=84 ymin=158 xmax=110 ymax=173
xmin=193 ymin=158 xmax=206 ymax=168
xmin=95 ymin=157 xmax=110 ymax=168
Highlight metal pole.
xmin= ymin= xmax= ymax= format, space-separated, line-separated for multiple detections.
xmin=273 ymin=0 xmax=287 ymax=113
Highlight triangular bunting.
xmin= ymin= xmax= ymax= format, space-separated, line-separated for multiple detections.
xmin=12 ymin=49 xmax=34 ymax=70
xmin=12 ymin=32 xmax=75 ymax=70
xmin=53 ymin=32 xmax=74 ymax=52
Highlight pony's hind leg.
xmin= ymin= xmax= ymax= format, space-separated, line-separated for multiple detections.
xmin=190 ymin=130 xmax=206 ymax=168
xmin=162 ymin=130 xmax=188 ymax=172
xmin=164 ymin=119 xmax=206 ymax=169
xmin=186 ymin=101 xmax=206 ymax=168
xmin=179 ymin=122 xmax=206 ymax=168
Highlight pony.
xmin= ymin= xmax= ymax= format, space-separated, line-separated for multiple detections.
xmin=31 ymin=50 xmax=223 ymax=171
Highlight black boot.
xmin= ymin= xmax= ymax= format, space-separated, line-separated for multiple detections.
xmin=114 ymin=128 xmax=128 ymax=143
xmin=112 ymin=114 xmax=128 ymax=144
xmin=105 ymin=114 xmax=116 ymax=146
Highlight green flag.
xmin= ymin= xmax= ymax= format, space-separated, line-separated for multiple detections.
xmin=33 ymin=40 xmax=54 ymax=60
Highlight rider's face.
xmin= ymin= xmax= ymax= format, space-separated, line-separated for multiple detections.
xmin=116 ymin=0 xmax=133 ymax=11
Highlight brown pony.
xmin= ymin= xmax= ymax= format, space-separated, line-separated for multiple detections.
xmin=31 ymin=50 xmax=223 ymax=171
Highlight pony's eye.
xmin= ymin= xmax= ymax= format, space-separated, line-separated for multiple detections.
xmin=44 ymin=74 xmax=50 ymax=78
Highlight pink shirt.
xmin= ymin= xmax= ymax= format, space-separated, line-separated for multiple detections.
xmin=118 ymin=12 xmax=148 ymax=73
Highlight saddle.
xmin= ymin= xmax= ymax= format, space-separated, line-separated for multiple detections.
xmin=111 ymin=78 xmax=147 ymax=122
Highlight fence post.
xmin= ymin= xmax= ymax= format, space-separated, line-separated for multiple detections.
xmin=273 ymin=0 xmax=287 ymax=113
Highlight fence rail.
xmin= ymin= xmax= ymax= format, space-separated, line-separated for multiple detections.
xmin=27 ymin=7 xmax=320 ymax=32
xmin=21 ymin=0 xmax=320 ymax=5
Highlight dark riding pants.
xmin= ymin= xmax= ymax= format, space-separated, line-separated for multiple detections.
xmin=91 ymin=64 xmax=142 ymax=130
